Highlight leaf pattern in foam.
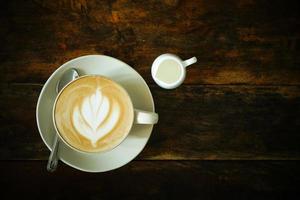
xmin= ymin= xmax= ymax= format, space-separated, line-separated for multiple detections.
xmin=81 ymin=89 xmax=110 ymax=131
xmin=72 ymin=89 xmax=120 ymax=146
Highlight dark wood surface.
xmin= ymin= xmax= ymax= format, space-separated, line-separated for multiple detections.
xmin=2 ymin=161 xmax=300 ymax=199
xmin=0 ymin=0 xmax=300 ymax=199
xmin=1 ymin=84 xmax=300 ymax=160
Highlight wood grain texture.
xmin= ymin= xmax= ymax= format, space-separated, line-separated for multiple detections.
xmin=1 ymin=161 xmax=300 ymax=199
xmin=1 ymin=84 xmax=299 ymax=160
xmin=0 ymin=0 xmax=299 ymax=85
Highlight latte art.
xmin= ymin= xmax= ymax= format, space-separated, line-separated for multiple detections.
xmin=54 ymin=76 xmax=134 ymax=153
xmin=72 ymin=89 xmax=121 ymax=146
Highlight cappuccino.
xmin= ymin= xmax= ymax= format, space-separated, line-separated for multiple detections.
xmin=53 ymin=75 xmax=134 ymax=153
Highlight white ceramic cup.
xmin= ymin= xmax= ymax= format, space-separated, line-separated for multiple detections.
xmin=151 ymin=53 xmax=197 ymax=89
xmin=52 ymin=74 xmax=159 ymax=154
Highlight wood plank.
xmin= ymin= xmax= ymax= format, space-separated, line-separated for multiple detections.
xmin=1 ymin=161 xmax=300 ymax=199
xmin=1 ymin=84 xmax=299 ymax=160
xmin=1 ymin=0 xmax=300 ymax=85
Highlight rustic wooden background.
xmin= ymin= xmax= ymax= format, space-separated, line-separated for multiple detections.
xmin=0 ymin=0 xmax=300 ymax=199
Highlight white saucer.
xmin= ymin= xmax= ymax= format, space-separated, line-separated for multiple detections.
xmin=36 ymin=55 xmax=155 ymax=172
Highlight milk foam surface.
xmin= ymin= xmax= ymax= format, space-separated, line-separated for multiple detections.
xmin=54 ymin=76 xmax=134 ymax=152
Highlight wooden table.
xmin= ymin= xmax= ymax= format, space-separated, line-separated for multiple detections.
xmin=1 ymin=0 xmax=299 ymax=199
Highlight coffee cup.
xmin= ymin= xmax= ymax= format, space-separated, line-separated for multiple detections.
xmin=52 ymin=74 xmax=158 ymax=154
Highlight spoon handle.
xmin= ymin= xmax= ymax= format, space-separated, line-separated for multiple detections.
xmin=47 ymin=135 xmax=60 ymax=172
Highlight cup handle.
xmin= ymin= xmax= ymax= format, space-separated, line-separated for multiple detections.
xmin=182 ymin=57 xmax=197 ymax=68
xmin=134 ymin=109 xmax=159 ymax=124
